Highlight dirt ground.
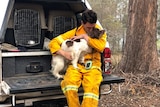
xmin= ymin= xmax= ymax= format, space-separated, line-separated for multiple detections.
xmin=99 ymin=69 xmax=160 ymax=107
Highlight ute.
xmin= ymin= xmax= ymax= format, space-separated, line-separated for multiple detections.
xmin=0 ymin=0 xmax=125 ymax=106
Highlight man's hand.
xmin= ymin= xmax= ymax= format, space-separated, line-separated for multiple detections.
xmin=71 ymin=34 xmax=89 ymax=41
xmin=56 ymin=49 xmax=72 ymax=60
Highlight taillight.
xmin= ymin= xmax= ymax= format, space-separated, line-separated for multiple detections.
xmin=104 ymin=47 xmax=111 ymax=58
xmin=103 ymin=48 xmax=111 ymax=74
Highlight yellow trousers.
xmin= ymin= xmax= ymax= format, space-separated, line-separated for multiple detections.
xmin=61 ymin=64 xmax=103 ymax=107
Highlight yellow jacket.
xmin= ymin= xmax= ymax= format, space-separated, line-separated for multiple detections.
xmin=49 ymin=24 xmax=107 ymax=68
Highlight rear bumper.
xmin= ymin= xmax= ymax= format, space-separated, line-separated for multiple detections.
xmin=0 ymin=72 xmax=125 ymax=106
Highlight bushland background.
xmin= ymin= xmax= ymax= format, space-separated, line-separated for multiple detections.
xmin=87 ymin=0 xmax=160 ymax=106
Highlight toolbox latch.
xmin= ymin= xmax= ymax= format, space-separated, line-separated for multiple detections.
xmin=26 ymin=62 xmax=43 ymax=73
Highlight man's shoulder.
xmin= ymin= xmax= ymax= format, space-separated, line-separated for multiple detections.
xmin=95 ymin=24 xmax=102 ymax=30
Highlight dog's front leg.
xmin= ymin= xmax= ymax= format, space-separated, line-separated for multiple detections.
xmin=78 ymin=52 xmax=85 ymax=64
xmin=71 ymin=51 xmax=81 ymax=69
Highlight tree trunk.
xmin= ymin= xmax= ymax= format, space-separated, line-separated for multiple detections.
xmin=116 ymin=0 xmax=159 ymax=73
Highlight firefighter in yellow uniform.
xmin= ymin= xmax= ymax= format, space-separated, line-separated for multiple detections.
xmin=49 ymin=10 xmax=107 ymax=107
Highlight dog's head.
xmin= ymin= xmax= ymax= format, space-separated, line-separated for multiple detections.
xmin=88 ymin=28 xmax=105 ymax=39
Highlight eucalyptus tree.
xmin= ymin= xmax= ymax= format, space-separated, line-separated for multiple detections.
xmin=116 ymin=0 xmax=159 ymax=73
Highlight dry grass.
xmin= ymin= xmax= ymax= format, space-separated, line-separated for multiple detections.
xmin=110 ymin=53 xmax=122 ymax=68
xmin=99 ymin=71 xmax=160 ymax=107
xmin=99 ymin=54 xmax=160 ymax=107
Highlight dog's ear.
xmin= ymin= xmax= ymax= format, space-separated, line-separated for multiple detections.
xmin=100 ymin=30 xmax=105 ymax=35
xmin=66 ymin=40 xmax=74 ymax=47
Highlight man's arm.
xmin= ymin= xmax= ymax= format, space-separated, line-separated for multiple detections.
xmin=49 ymin=28 xmax=77 ymax=55
xmin=71 ymin=32 xmax=106 ymax=53
xmin=56 ymin=49 xmax=72 ymax=60
xmin=71 ymin=34 xmax=89 ymax=42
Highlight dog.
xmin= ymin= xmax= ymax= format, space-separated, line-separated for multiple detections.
xmin=50 ymin=28 xmax=105 ymax=79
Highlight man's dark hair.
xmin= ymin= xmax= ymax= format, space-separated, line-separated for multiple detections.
xmin=81 ymin=9 xmax=97 ymax=24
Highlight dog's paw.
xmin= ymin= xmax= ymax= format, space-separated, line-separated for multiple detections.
xmin=58 ymin=77 xmax=64 ymax=80
xmin=49 ymin=70 xmax=63 ymax=79
xmin=57 ymin=76 xmax=64 ymax=80
xmin=72 ymin=64 xmax=78 ymax=69
xmin=73 ymin=66 xmax=80 ymax=70
xmin=55 ymin=74 xmax=64 ymax=80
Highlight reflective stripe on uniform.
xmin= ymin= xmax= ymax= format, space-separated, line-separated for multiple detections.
xmin=62 ymin=85 xmax=78 ymax=93
xmin=83 ymin=93 xmax=99 ymax=101
xmin=91 ymin=66 xmax=101 ymax=71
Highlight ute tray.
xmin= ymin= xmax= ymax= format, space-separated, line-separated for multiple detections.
xmin=3 ymin=72 xmax=125 ymax=94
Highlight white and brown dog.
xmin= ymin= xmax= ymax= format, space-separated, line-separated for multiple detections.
xmin=50 ymin=28 xmax=105 ymax=79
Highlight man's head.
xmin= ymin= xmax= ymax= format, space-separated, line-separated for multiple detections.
xmin=82 ymin=9 xmax=97 ymax=24
xmin=81 ymin=10 xmax=97 ymax=33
